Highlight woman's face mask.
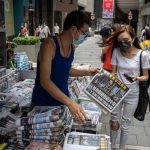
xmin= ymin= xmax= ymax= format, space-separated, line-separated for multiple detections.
xmin=118 ymin=40 xmax=133 ymax=51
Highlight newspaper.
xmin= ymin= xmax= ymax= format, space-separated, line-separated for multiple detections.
xmin=84 ymin=69 xmax=130 ymax=113
xmin=63 ymin=132 xmax=111 ymax=150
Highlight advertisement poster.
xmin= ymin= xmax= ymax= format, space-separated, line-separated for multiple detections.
xmin=102 ymin=0 xmax=114 ymax=18
xmin=84 ymin=69 xmax=130 ymax=113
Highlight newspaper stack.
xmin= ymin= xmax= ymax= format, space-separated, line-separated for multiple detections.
xmin=63 ymin=132 xmax=111 ymax=150
xmin=14 ymin=52 xmax=29 ymax=70
xmin=71 ymin=92 xmax=102 ymax=134
xmin=0 ymin=69 xmax=19 ymax=92
xmin=16 ymin=106 xmax=70 ymax=148
xmin=1 ymin=79 xmax=35 ymax=107
xmin=25 ymin=141 xmax=63 ymax=150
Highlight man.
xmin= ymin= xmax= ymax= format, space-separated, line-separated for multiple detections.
xmin=54 ymin=23 xmax=60 ymax=36
xmin=32 ymin=11 xmax=98 ymax=123
xmin=39 ymin=22 xmax=51 ymax=42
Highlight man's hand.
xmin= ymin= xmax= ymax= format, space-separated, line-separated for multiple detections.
xmin=67 ymin=100 xmax=87 ymax=124
xmin=88 ymin=67 xmax=100 ymax=76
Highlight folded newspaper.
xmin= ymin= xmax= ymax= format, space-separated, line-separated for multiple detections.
xmin=84 ymin=69 xmax=130 ymax=113
xmin=63 ymin=132 xmax=111 ymax=150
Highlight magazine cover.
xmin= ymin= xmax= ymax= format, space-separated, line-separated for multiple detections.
xmin=63 ymin=132 xmax=111 ymax=150
xmin=84 ymin=69 xmax=130 ymax=113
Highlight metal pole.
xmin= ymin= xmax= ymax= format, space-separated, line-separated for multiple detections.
xmin=29 ymin=0 xmax=34 ymax=35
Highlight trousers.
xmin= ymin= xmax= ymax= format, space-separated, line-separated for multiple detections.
xmin=110 ymin=84 xmax=139 ymax=149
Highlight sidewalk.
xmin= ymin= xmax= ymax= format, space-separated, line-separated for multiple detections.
xmin=73 ymin=35 xmax=150 ymax=149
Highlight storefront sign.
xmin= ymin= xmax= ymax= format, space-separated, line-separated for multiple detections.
xmin=102 ymin=0 xmax=114 ymax=18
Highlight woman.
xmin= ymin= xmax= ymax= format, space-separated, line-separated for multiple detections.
xmin=109 ymin=25 xmax=149 ymax=149
xmin=32 ymin=11 xmax=98 ymax=124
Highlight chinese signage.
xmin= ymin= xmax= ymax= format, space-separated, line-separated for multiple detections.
xmin=84 ymin=69 xmax=130 ymax=113
xmin=102 ymin=0 xmax=114 ymax=18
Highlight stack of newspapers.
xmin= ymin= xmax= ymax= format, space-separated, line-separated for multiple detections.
xmin=16 ymin=106 xmax=70 ymax=148
xmin=71 ymin=92 xmax=102 ymax=134
xmin=63 ymin=132 xmax=111 ymax=150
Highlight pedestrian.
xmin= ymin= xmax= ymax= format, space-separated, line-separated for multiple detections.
xmin=109 ymin=25 xmax=149 ymax=150
xmin=54 ymin=23 xmax=60 ymax=36
xmin=99 ymin=24 xmax=121 ymax=72
xmin=39 ymin=22 xmax=51 ymax=42
xmin=140 ymin=28 xmax=150 ymax=49
xmin=18 ymin=24 xmax=28 ymax=37
xmin=32 ymin=10 xmax=98 ymax=123
xmin=34 ymin=25 xmax=41 ymax=36
xmin=140 ymin=24 xmax=150 ymax=42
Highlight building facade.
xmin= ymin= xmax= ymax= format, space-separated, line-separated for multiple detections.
xmin=4 ymin=0 xmax=94 ymax=38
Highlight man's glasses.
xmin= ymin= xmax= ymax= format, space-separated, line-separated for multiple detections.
xmin=79 ymin=30 xmax=89 ymax=37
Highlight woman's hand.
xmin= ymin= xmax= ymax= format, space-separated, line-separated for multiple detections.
xmin=67 ymin=100 xmax=87 ymax=124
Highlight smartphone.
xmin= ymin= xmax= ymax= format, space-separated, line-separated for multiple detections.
xmin=123 ymin=73 xmax=134 ymax=83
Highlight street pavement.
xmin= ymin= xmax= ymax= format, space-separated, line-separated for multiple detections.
xmin=73 ymin=35 xmax=150 ymax=150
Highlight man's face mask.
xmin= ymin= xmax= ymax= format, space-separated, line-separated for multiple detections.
xmin=73 ymin=34 xmax=86 ymax=45
xmin=118 ymin=40 xmax=133 ymax=51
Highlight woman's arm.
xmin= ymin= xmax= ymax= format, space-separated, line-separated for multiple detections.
xmin=112 ymin=65 xmax=117 ymax=75
xmin=135 ymin=69 xmax=149 ymax=81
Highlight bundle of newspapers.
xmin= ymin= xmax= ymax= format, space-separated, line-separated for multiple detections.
xmin=25 ymin=141 xmax=63 ymax=150
xmin=71 ymin=92 xmax=102 ymax=134
xmin=1 ymin=79 xmax=35 ymax=107
xmin=63 ymin=132 xmax=111 ymax=150
xmin=15 ymin=106 xmax=72 ymax=149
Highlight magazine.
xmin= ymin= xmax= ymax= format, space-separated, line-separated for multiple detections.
xmin=84 ymin=69 xmax=130 ymax=113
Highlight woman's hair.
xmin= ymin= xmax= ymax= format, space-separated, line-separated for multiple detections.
xmin=103 ymin=24 xmax=141 ymax=49
xmin=63 ymin=10 xmax=90 ymax=30
xmin=111 ymin=23 xmax=121 ymax=32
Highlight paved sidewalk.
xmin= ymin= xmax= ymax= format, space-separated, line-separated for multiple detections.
xmin=73 ymin=35 xmax=150 ymax=149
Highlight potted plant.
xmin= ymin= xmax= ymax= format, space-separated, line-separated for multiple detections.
xmin=13 ymin=36 xmax=41 ymax=62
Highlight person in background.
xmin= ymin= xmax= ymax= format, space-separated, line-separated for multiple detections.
xmin=32 ymin=11 xmax=98 ymax=123
xmin=99 ymin=26 xmax=112 ymax=71
xmin=109 ymin=25 xmax=149 ymax=150
xmin=140 ymin=29 xmax=150 ymax=49
xmin=54 ymin=23 xmax=60 ymax=36
xmin=39 ymin=22 xmax=51 ymax=42
xmin=140 ymin=24 xmax=150 ymax=42
xmin=99 ymin=24 xmax=121 ymax=72
xmin=34 ymin=25 xmax=41 ymax=36
xmin=18 ymin=24 xmax=28 ymax=37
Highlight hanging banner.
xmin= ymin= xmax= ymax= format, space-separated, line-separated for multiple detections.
xmin=102 ymin=0 xmax=114 ymax=19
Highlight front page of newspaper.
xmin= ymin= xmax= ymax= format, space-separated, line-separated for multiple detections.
xmin=84 ymin=69 xmax=130 ymax=113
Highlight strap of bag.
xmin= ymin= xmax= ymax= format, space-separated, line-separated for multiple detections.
xmin=140 ymin=51 xmax=143 ymax=76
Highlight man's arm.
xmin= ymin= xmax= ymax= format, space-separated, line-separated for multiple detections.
xmin=69 ymin=66 xmax=99 ymax=77
xmin=39 ymin=38 xmax=86 ymax=123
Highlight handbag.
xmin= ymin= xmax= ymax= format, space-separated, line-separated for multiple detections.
xmin=134 ymin=51 xmax=150 ymax=121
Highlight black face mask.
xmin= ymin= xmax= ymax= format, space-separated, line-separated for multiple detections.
xmin=118 ymin=41 xmax=132 ymax=51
